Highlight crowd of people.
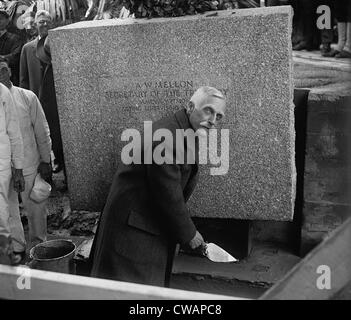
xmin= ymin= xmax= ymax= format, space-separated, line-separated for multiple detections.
xmin=267 ymin=0 xmax=351 ymax=58
xmin=0 ymin=8 xmax=63 ymax=265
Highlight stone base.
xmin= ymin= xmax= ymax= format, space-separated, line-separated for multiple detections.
xmin=192 ymin=217 xmax=253 ymax=260
xmin=301 ymin=93 xmax=351 ymax=256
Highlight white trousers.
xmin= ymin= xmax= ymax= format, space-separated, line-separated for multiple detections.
xmin=0 ymin=169 xmax=26 ymax=252
xmin=9 ymin=171 xmax=48 ymax=251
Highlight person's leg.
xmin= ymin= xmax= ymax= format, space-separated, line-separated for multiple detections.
xmin=342 ymin=3 xmax=351 ymax=53
xmin=324 ymin=0 xmax=347 ymax=57
xmin=320 ymin=0 xmax=336 ymax=56
xmin=291 ymin=0 xmax=304 ymax=46
xmin=335 ymin=22 xmax=347 ymax=50
xmin=335 ymin=0 xmax=351 ymax=58
xmin=164 ymin=243 xmax=177 ymax=288
xmin=21 ymin=172 xmax=48 ymax=249
xmin=294 ymin=0 xmax=319 ymax=50
xmin=344 ymin=22 xmax=351 ymax=51
xmin=320 ymin=29 xmax=334 ymax=52
xmin=0 ymin=169 xmax=23 ymax=264
xmin=8 ymin=178 xmax=26 ymax=253
xmin=0 ymin=169 xmax=12 ymax=241
xmin=336 ymin=22 xmax=351 ymax=57
xmin=334 ymin=0 xmax=347 ymax=51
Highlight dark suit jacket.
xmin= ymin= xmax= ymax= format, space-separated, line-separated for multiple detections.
xmin=19 ymin=37 xmax=42 ymax=96
xmin=90 ymin=109 xmax=199 ymax=286
xmin=0 ymin=31 xmax=22 ymax=86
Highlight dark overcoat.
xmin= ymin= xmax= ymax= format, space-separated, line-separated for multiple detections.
xmin=19 ymin=36 xmax=64 ymax=164
xmin=0 ymin=31 xmax=22 ymax=85
xmin=90 ymin=109 xmax=199 ymax=287
xmin=19 ymin=37 xmax=41 ymax=95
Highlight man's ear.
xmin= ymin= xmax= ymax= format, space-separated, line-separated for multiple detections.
xmin=186 ymin=101 xmax=195 ymax=115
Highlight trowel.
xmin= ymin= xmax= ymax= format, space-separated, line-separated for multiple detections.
xmin=199 ymin=243 xmax=238 ymax=263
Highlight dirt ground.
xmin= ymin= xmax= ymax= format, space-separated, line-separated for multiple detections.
xmin=26 ymin=171 xmax=100 ymax=238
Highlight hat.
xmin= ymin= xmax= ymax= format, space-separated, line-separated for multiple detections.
xmin=29 ymin=173 xmax=51 ymax=203
xmin=20 ymin=8 xmax=35 ymax=29
xmin=0 ymin=9 xmax=9 ymax=19
xmin=36 ymin=36 xmax=51 ymax=65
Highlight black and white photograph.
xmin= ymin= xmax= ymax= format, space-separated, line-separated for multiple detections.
xmin=0 ymin=0 xmax=350 ymax=307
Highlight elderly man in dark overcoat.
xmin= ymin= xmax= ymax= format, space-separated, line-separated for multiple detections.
xmin=90 ymin=86 xmax=226 ymax=287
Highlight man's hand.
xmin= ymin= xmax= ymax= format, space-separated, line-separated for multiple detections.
xmin=12 ymin=168 xmax=25 ymax=193
xmin=38 ymin=162 xmax=52 ymax=182
xmin=188 ymin=230 xmax=205 ymax=250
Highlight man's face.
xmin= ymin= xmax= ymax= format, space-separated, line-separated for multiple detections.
xmin=188 ymin=95 xmax=226 ymax=133
xmin=0 ymin=61 xmax=11 ymax=86
xmin=35 ymin=15 xmax=51 ymax=37
xmin=0 ymin=14 xmax=9 ymax=31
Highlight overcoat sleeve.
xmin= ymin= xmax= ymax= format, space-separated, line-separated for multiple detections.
xmin=146 ymin=162 xmax=196 ymax=245
xmin=19 ymin=46 xmax=29 ymax=89
xmin=28 ymin=91 xmax=52 ymax=163
xmin=2 ymin=34 xmax=22 ymax=67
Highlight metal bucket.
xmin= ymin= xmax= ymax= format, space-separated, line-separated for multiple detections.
xmin=29 ymin=239 xmax=76 ymax=274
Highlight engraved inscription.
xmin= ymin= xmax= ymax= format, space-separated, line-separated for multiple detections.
xmin=100 ymin=78 xmax=230 ymax=114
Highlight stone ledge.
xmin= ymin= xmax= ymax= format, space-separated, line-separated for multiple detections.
xmin=172 ymin=242 xmax=300 ymax=287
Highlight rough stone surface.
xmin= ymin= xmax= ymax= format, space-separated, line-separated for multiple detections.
xmin=50 ymin=6 xmax=295 ymax=220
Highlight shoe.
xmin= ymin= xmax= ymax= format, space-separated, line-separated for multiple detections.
xmin=322 ymin=48 xmax=339 ymax=57
xmin=293 ymin=41 xmax=308 ymax=50
xmin=335 ymin=49 xmax=351 ymax=58
xmin=320 ymin=43 xmax=330 ymax=55
xmin=293 ymin=41 xmax=316 ymax=51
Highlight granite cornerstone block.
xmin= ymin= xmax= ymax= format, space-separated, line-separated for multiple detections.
xmin=49 ymin=6 xmax=295 ymax=220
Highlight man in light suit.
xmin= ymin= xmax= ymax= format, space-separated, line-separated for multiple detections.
xmin=1 ymin=57 xmax=52 ymax=255
xmin=90 ymin=86 xmax=226 ymax=287
xmin=0 ymin=82 xmax=25 ymax=265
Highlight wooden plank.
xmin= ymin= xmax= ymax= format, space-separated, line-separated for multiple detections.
xmin=331 ymin=280 xmax=351 ymax=300
xmin=0 ymin=265 xmax=244 ymax=300
xmin=260 ymin=216 xmax=351 ymax=300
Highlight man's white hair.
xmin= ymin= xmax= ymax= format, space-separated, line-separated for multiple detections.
xmin=34 ymin=10 xmax=52 ymax=22
xmin=190 ymin=86 xmax=225 ymax=109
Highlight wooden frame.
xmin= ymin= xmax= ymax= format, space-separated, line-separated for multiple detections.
xmin=0 ymin=264 xmax=243 ymax=300
xmin=260 ymin=216 xmax=351 ymax=300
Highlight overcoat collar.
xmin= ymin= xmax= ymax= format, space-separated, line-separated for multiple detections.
xmin=174 ymin=108 xmax=193 ymax=131
xmin=174 ymin=108 xmax=200 ymax=165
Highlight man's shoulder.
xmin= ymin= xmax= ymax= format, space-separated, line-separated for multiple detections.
xmin=14 ymin=86 xmax=34 ymax=95
xmin=0 ymin=84 xmax=13 ymax=108
xmin=153 ymin=111 xmax=182 ymax=133
xmin=13 ymin=86 xmax=38 ymax=102
xmin=22 ymin=38 xmax=38 ymax=50
xmin=0 ymin=83 xmax=10 ymax=95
